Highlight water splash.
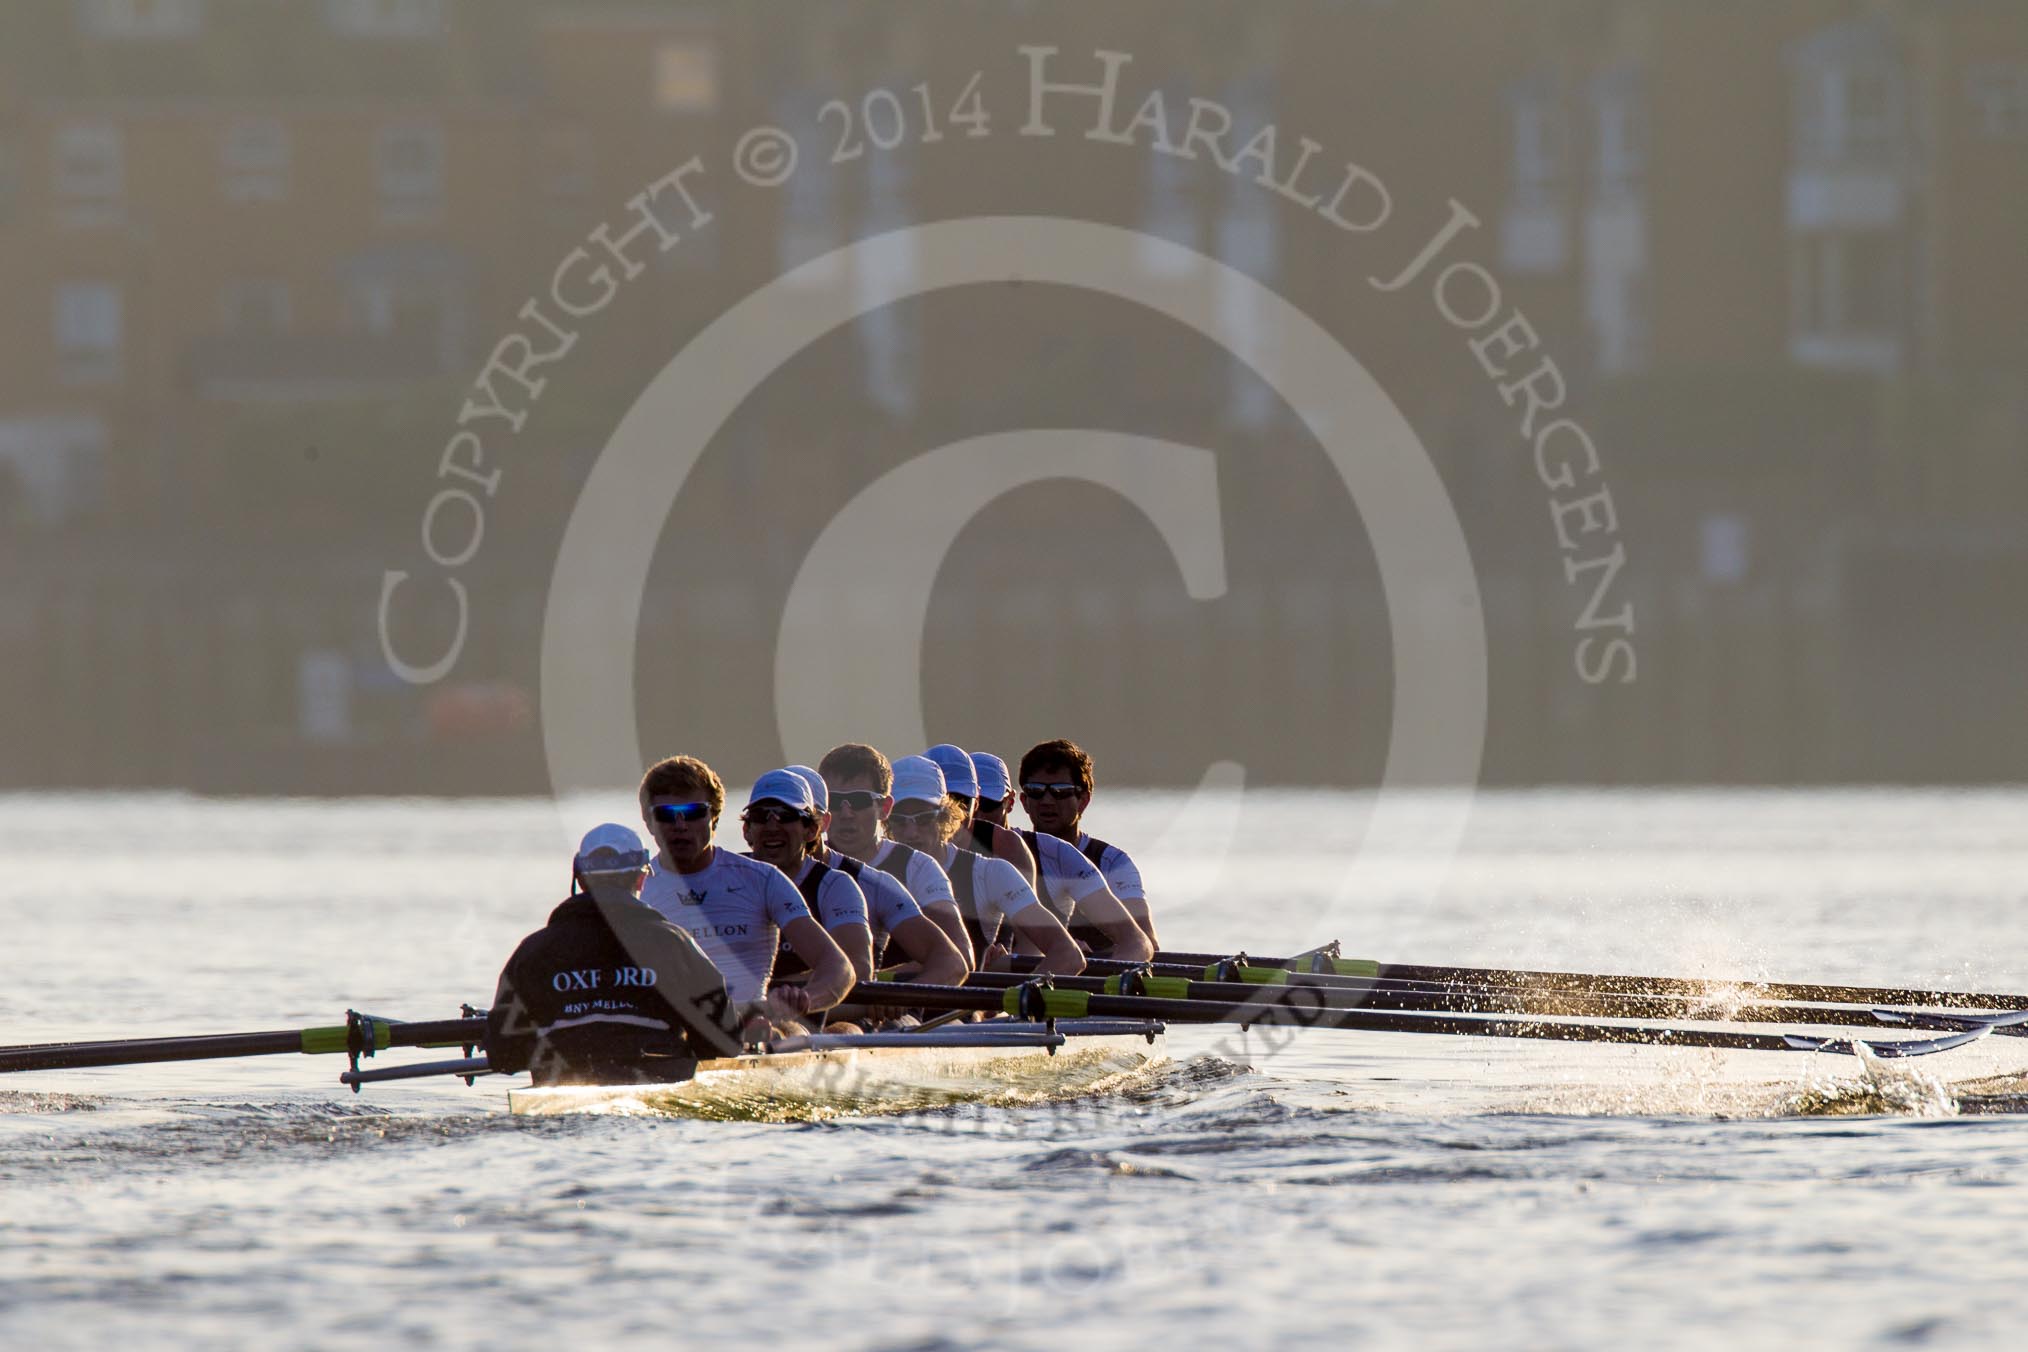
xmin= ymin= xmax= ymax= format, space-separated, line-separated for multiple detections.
xmin=1778 ymin=1042 xmax=1958 ymax=1118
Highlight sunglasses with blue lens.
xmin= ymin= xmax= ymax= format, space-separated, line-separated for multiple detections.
xmin=650 ymin=802 xmax=713 ymax=824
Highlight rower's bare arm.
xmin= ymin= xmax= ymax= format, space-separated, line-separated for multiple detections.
xmin=1078 ymin=890 xmax=1154 ymax=963
xmin=828 ymin=922 xmax=876 ymax=984
xmin=892 ymin=914 xmax=969 ymax=986
xmin=1010 ymin=907 xmax=1086 ymax=977
xmin=783 ymin=916 xmax=856 ymax=1010
xmin=994 ymin=823 xmax=1037 ymax=887
xmin=923 ymin=900 xmax=976 ymax=968
xmin=1126 ymin=896 xmax=1158 ymax=949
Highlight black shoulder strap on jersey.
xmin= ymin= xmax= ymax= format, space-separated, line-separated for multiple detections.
xmin=832 ymin=853 xmax=865 ymax=880
xmin=950 ymin=849 xmax=1003 ymax=953
xmin=794 ymin=857 xmax=831 ymax=914
xmin=871 ymin=840 xmax=916 ymax=883
xmin=1080 ymin=835 xmax=1111 ymax=871
xmin=773 ymin=859 xmax=831 ymax=984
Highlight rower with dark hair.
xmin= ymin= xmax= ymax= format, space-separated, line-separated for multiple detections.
xmin=483 ymin=824 xmax=757 ymax=1086
xmin=1018 ymin=738 xmax=1159 ymax=951
xmin=931 ymin=741 xmax=1152 ymax=964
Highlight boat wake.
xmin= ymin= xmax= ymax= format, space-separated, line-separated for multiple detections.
xmin=0 ymin=1089 xmax=108 ymax=1115
xmin=512 ymin=1044 xmax=1179 ymax=1124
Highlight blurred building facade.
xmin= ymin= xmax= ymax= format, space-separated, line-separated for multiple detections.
xmin=0 ymin=0 xmax=2024 ymax=790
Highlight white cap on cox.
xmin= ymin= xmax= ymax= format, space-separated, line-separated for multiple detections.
xmin=971 ymin=752 xmax=1010 ymax=802
xmin=889 ymin=755 xmax=947 ymax=806
xmin=747 ymin=768 xmax=816 ymax=813
xmin=574 ymin=822 xmax=651 ymax=876
xmin=923 ymin=743 xmax=978 ymax=798
xmin=784 ymin=764 xmax=827 ymax=813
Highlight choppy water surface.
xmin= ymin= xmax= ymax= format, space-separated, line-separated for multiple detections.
xmin=5 ymin=789 xmax=2028 ymax=1349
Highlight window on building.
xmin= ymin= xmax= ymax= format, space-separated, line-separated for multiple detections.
xmin=1791 ymin=42 xmax=1904 ymax=167
xmin=1967 ymin=64 xmax=2028 ymax=141
xmin=855 ymin=143 xmax=917 ymax=416
xmin=1789 ymin=229 xmax=1904 ymax=370
xmin=1217 ymin=86 xmax=1279 ymax=428
xmin=653 ymin=40 xmax=719 ymax=113
xmin=54 ymin=122 xmax=123 ymax=227
xmin=78 ymin=0 xmax=204 ymax=39
xmin=1136 ymin=97 xmax=1201 ymax=277
xmin=1592 ymin=70 xmax=1647 ymax=193
xmin=326 ymin=0 xmax=442 ymax=38
xmin=1508 ymin=77 xmax=1567 ymax=202
xmin=54 ymin=281 xmax=123 ymax=384
xmin=220 ymin=280 xmax=292 ymax=335
xmin=775 ymin=93 xmax=843 ymax=285
xmin=221 ymin=118 xmax=289 ymax=203
xmin=376 ymin=123 xmax=444 ymax=224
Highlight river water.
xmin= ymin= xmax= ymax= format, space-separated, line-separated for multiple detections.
xmin=4 ymin=788 xmax=2028 ymax=1349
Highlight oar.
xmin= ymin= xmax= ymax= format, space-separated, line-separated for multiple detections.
xmin=982 ymin=962 xmax=2028 ymax=1034
xmin=0 ymin=1015 xmax=486 ymax=1075
xmin=848 ymin=981 xmax=1995 ymax=1059
xmin=1143 ymin=948 xmax=2028 ymax=1012
xmin=956 ymin=970 xmax=2028 ymax=1035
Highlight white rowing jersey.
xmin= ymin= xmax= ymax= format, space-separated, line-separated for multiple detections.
xmin=1022 ymin=830 xmax=1117 ymax=914
xmin=641 ymin=847 xmax=810 ymax=1002
xmin=823 ymin=848 xmax=924 ymax=946
xmin=1077 ymin=832 xmax=1145 ymax=903
xmin=784 ymin=855 xmax=869 ymax=931
xmin=936 ymin=843 xmax=1041 ymax=947
xmin=867 ymin=837 xmax=956 ymax=912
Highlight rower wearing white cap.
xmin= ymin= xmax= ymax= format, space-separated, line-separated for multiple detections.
xmin=636 ymin=754 xmax=855 ymax=1026
xmin=882 ymin=754 xmax=1087 ymax=975
xmin=971 ymin=752 xmax=1014 ymax=828
xmin=1018 ymin=738 xmax=1160 ymax=951
xmin=741 ymin=769 xmax=875 ymax=993
xmin=782 ymin=765 xmax=970 ymax=987
xmin=936 ymin=743 xmax=1153 ymax=965
xmin=817 ymin=742 xmax=976 ymax=967
xmin=483 ymin=824 xmax=755 ymax=1084
xmin=925 ymin=742 xmax=1037 ymax=887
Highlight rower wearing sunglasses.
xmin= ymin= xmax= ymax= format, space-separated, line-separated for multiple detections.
xmin=816 ymin=742 xmax=975 ymax=967
xmin=1017 ymin=738 xmax=1159 ymax=951
xmin=880 ymin=754 xmax=1088 ymax=975
xmin=739 ymin=769 xmax=874 ymax=992
xmin=636 ymin=755 xmax=856 ymax=1028
xmin=932 ymin=741 xmax=1153 ymax=965
xmin=780 ymin=765 xmax=971 ymax=987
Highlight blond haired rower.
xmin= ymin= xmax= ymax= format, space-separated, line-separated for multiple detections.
xmin=635 ymin=754 xmax=855 ymax=1029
